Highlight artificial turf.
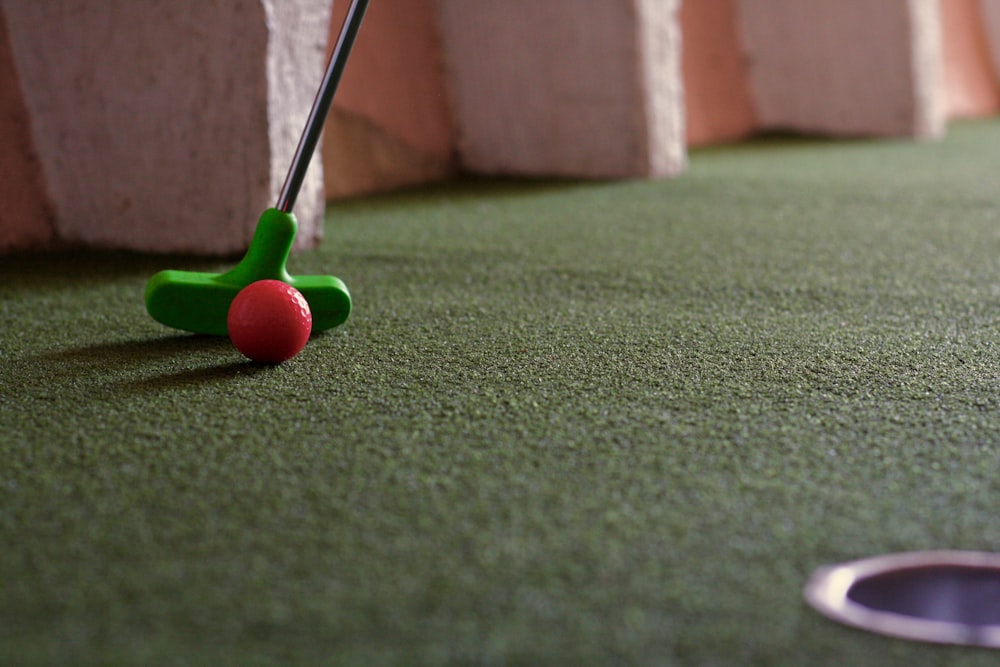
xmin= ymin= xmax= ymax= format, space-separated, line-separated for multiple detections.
xmin=4 ymin=120 xmax=1000 ymax=665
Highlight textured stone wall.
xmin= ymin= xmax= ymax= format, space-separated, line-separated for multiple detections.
xmin=435 ymin=0 xmax=685 ymax=179
xmin=738 ymin=0 xmax=945 ymax=139
xmin=1 ymin=0 xmax=329 ymax=254
xmin=0 ymin=7 xmax=53 ymax=252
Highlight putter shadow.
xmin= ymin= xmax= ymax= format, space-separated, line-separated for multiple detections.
xmin=37 ymin=334 xmax=235 ymax=367
xmin=29 ymin=334 xmax=271 ymax=393
xmin=4 ymin=334 xmax=268 ymax=404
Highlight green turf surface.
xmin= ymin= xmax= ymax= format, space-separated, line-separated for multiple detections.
xmin=5 ymin=120 xmax=1000 ymax=665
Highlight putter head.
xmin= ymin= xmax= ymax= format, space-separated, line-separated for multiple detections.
xmin=145 ymin=208 xmax=351 ymax=336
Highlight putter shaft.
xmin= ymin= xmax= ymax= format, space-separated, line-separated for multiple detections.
xmin=277 ymin=0 xmax=371 ymax=213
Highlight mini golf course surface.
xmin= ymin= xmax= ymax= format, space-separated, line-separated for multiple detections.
xmin=4 ymin=121 xmax=1000 ymax=665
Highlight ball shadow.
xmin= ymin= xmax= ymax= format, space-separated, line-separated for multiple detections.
xmin=26 ymin=334 xmax=271 ymax=396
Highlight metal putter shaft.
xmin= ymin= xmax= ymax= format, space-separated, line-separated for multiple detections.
xmin=145 ymin=0 xmax=370 ymax=336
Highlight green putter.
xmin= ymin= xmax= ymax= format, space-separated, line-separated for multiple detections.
xmin=145 ymin=0 xmax=369 ymax=336
xmin=145 ymin=208 xmax=351 ymax=336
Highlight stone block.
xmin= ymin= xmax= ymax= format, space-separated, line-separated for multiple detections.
xmin=737 ymin=0 xmax=945 ymax=138
xmin=435 ymin=0 xmax=685 ymax=179
xmin=1 ymin=0 xmax=330 ymax=254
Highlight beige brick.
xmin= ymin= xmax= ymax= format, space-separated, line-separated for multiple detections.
xmin=737 ymin=0 xmax=945 ymax=138
xmin=435 ymin=0 xmax=685 ymax=179
xmin=1 ymin=0 xmax=329 ymax=254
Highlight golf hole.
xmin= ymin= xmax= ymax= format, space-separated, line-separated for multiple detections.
xmin=804 ymin=551 xmax=1000 ymax=647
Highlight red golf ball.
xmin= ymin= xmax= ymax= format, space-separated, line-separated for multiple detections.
xmin=227 ymin=280 xmax=312 ymax=364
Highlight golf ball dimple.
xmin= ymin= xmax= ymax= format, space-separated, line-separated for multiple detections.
xmin=227 ymin=280 xmax=312 ymax=364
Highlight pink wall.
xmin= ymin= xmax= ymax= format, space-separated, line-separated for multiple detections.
xmin=322 ymin=0 xmax=454 ymax=197
xmin=328 ymin=0 xmax=453 ymax=163
xmin=681 ymin=0 xmax=756 ymax=146
xmin=939 ymin=0 xmax=1000 ymax=118
xmin=0 ymin=9 xmax=53 ymax=252
xmin=316 ymin=0 xmax=1000 ymax=197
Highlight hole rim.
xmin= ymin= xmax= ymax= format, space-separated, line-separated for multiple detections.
xmin=804 ymin=550 xmax=1000 ymax=648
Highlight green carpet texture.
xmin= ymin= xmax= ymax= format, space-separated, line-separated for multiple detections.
xmin=5 ymin=120 xmax=1000 ymax=666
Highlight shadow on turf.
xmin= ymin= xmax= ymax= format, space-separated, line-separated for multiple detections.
xmin=31 ymin=335 xmax=271 ymax=394
xmin=38 ymin=334 xmax=234 ymax=365
xmin=324 ymin=175 xmax=598 ymax=213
